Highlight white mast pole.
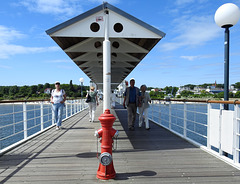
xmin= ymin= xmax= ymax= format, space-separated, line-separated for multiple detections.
xmin=103 ymin=9 xmax=111 ymax=111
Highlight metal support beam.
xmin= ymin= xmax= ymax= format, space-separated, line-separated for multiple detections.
xmin=224 ymin=26 xmax=230 ymax=110
xmin=103 ymin=9 xmax=111 ymax=111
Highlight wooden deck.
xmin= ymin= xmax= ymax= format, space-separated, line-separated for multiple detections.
xmin=1 ymin=102 xmax=240 ymax=183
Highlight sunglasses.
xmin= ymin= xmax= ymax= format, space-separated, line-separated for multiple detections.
xmin=55 ymin=83 xmax=60 ymax=85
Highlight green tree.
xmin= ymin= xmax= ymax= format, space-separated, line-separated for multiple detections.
xmin=1 ymin=86 xmax=9 ymax=95
xmin=37 ymin=84 xmax=44 ymax=93
xmin=180 ymin=90 xmax=194 ymax=97
xmin=29 ymin=85 xmax=38 ymax=96
xmin=9 ymin=86 xmax=19 ymax=96
xmin=43 ymin=83 xmax=50 ymax=90
xmin=234 ymin=82 xmax=240 ymax=89
xmin=184 ymin=84 xmax=195 ymax=90
xmin=216 ymin=84 xmax=224 ymax=88
xmin=19 ymin=86 xmax=30 ymax=97
xmin=69 ymin=80 xmax=74 ymax=92
xmin=217 ymin=92 xmax=224 ymax=98
xmin=235 ymin=91 xmax=240 ymax=98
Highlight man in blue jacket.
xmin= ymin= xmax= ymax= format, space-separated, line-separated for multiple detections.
xmin=123 ymin=78 xmax=140 ymax=131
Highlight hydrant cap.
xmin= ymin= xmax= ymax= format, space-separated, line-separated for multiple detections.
xmin=104 ymin=109 xmax=110 ymax=114
xmin=99 ymin=109 xmax=116 ymax=122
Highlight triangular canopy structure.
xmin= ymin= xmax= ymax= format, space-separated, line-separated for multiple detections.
xmin=46 ymin=2 xmax=165 ymax=89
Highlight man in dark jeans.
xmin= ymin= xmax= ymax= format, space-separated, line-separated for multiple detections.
xmin=123 ymin=78 xmax=140 ymax=131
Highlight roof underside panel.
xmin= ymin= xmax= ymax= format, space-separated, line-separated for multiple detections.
xmin=46 ymin=3 xmax=165 ymax=89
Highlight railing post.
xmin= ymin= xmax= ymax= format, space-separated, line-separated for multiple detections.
xmin=66 ymin=101 xmax=68 ymax=118
xmin=183 ymin=102 xmax=187 ymax=138
xmin=207 ymin=103 xmax=212 ymax=149
xmin=52 ymin=104 xmax=55 ymax=125
xmin=40 ymin=102 xmax=44 ymax=131
xmin=23 ymin=102 xmax=27 ymax=139
xmin=71 ymin=100 xmax=73 ymax=116
xmin=237 ymin=104 xmax=240 ymax=164
xmin=159 ymin=101 xmax=161 ymax=125
xmin=151 ymin=101 xmax=153 ymax=120
xmin=219 ymin=104 xmax=224 ymax=156
xmin=233 ymin=104 xmax=239 ymax=163
xmin=169 ymin=101 xmax=172 ymax=130
xmin=74 ymin=100 xmax=76 ymax=114
xmin=80 ymin=99 xmax=82 ymax=111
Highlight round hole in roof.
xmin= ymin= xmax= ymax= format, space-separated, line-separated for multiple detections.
xmin=94 ymin=41 xmax=102 ymax=48
xmin=113 ymin=23 xmax=123 ymax=33
xmin=111 ymin=53 xmax=117 ymax=57
xmin=90 ymin=22 xmax=100 ymax=32
xmin=97 ymin=53 xmax=103 ymax=58
xmin=112 ymin=41 xmax=120 ymax=48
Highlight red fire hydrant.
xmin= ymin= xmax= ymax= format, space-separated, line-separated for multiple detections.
xmin=94 ymin=109 xmax=118 ymax=180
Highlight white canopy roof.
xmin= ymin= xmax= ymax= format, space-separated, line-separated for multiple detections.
xmin=46 ymin=2 xmax=165 ymax=89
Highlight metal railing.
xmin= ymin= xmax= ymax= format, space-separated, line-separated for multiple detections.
xmin=0 ymin=99 xmax=88 ymax=155
xmin=117 ymin=97 xmax=240 ymax=169
xmin=149 ymin=99 xmax=240 ymax=170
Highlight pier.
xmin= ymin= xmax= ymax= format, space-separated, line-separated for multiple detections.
xmin=1 ymin=102 xmax=240 ymax=184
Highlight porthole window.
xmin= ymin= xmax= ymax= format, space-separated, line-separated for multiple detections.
xmin=94 ymin=41 xmax=102 ymax=48
xmin=97 ymin=53 xmax=103 ymax=58
xmin=90 ymin=22 xmax=100 ymax=32
xmin=112 ymin=53 xmax=117 ymax=57
xmin=113 ymin=23 xmax=123 ymax=33
xmin=112 ymin=41 xmax=120 ymax=49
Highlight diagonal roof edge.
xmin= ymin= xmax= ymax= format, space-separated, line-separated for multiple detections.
xmin=46 ymin=2 xmax=166 ymax=38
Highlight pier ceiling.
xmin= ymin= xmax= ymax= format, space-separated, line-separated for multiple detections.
xmin=46 ymin=2 xmax=165 ymax=89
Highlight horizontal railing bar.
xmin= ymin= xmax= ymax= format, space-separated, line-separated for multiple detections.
xmin=186 ymin=128 xmax=207 ymax=138
xmin=152 ymin=98 xmax=240 ymax=105
xmin=0 ymin=130 xmax=24 ymax=141
xmin=0 ymin=99 xmax=82 ymax=104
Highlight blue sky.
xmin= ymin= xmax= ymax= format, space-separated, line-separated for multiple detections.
xmin=0 ymin=0 xmax=240 ymax=88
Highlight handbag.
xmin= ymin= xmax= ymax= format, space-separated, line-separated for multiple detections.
xmin=86 ymin=93 xmax=91 ymax=103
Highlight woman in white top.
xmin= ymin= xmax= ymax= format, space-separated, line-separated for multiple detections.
xmin=138 ymin=84 xmax=151 ymax=130
xmin=50 ymin=81 xmax=66 ymax=130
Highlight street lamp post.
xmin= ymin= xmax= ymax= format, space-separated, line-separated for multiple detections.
xmin=79 ymin=78 xmax=84 ymax=97
xmin=214 ymin=3 xmax=240 ymax=110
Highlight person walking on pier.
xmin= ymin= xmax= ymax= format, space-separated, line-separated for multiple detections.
xmin=123 ymin=78 xmax=140 ymax=131
xmin=138 ymin=84 xmax=151 ymax=130
xmin=110 ymin=90 xmax=116 ymax=108
xmin=87 ymin=86 xmax=99 ymax=122
xmin=50 ymin=81 xmax=66 ymax=130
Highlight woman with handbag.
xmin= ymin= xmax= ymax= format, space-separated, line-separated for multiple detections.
xmin=87 ymin=86 xmax=99 ymax=122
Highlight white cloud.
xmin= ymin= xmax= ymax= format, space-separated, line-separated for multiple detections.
xmin=175 ymin=0 xmax=208 ymax=7
xmin=0 ymin=25 xmax=25 ymax=44
xmin=175 ymin=0 xmax=195 ymax=6
xmin=88 ymin=0 xmax=119 ymax=3
xmin=180 ymin=54 xmax=220 ymax=61
xmin=0 ymin=44 xmax=59 ymax=59
xmin=0 ymin=25 xmax=59 ymax=59
xmin=18 ymin=0 xmax=120 ymax=18
xmin=45 ymin=59 xmax=70 ymax=63
xmin=19 ymin=0 xmax=83 ymax=17
xmin=180 ymin=56 xmax=200 ymax=61
xmin=0 ymin=65 xmax=11 ymax=69
xmin=160 ymin=15 xmax=221 ymax=51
